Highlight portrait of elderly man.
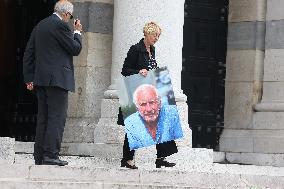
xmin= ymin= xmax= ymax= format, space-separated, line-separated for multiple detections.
xmin=124 ymin=84 xmax=183 ymax=150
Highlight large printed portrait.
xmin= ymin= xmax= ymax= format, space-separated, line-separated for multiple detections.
xmin=118 ymin=67 xmax=183 ymax=150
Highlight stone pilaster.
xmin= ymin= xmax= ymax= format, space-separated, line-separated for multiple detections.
xmin=94 ymin=0 xmax=191 ymax=157
xmin=220 ymin=0 xmax=265 ymax=156
xmin=62 ymin=1 xmax=114 ymax=144
xmin=220 ymin=0 xmax=284 ymax=166
xmin=253 ymin=0 xmax=284 ymax=155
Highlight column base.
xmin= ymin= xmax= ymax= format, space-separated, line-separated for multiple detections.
xmin=225 ymin=152 xmax=284 ymax=167
xmin=220 ymin=110 xmax=284 ymax=166
xmin=175 ymin=101 xmax=192 ymax=148
xmin=220 ymin=128 xmax=284 ymax=153
xmin=93 ymin=98 xmax=125 ymax=158
xmin=254 ymin=102 xmax=284 ymax=112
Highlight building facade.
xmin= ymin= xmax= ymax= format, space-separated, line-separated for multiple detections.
xmin=0 ymin=0 xmax=283 ymax=167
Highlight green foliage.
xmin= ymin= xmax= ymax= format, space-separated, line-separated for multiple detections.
xmin=121 ymin=104 xmax=137 ymax=119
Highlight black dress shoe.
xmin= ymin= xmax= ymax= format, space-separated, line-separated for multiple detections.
xmin=43 ymin=157 xmax=68 ymax=166
xmin=121 ymin=159 xmax=138 ymax=169
xmin=155 ymin=158 xmax=176 ymax=168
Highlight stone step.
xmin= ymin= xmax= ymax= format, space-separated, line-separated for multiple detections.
xmin=5 ymin=141 xmax=284 ymax=188
xmin=14 ymin=148 xmax=213 ymax=171
xmin=3 ymin=160 xmax=284 ymax=188
xmin=14 ymin=142 xmax=214 ymax=169
xmin=14 ymin=141 xmax=225 ymax=163
xmin=0 ymin=179 xmax=196 ymax=189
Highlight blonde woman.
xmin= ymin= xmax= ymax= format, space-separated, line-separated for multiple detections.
xmin=118 ymin=22 xmax=178 ymax=169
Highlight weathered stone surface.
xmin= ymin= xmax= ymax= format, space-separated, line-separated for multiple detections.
xmin=220 ymin=129 xmax=284 ymax=154
xmin=253 ymin=130 xmax=284 ymax=153
xmin=213 ymin=152 xmax=226 ymax=163
xmin=85 ymin=68 xmax=110 ymax=92
xmin=87 ymin=48 xmax=112 ymax=68
xmin=93 ymin=117 xmax=125 ymax=144
xmin=227 ymin=21 xmax=265 ymax=50
xmin=0 ymin=164 xmax=29 ymax=179
xmin=83 ymin=92 xmax=105 ymax=118
xmin=253 ymin=112 xmax=284 ymax=129
xmin=68 ymin=30 xmax=112 ymax=147
xmin=68 ymin=66 xmax=87 ymax=117
xmin=73 ymin=33 xmax=88 ymax=67
xmin=266 ymin=20 xmax=284 ymax=49
xmin=226 ymin=50 xmax=264 ymax=82
xmin=219 ymin=129 xmax=254 ymax=152
xmin=0 ymin=181 xmax=104 ymax=189
xmin=100 ymin=98 xmax=120 ymax=118
xmin=87 ymin=33 xmax=112 ymax=51
xmin=267 ymin=0 xmax=284 ymax=21
xmin=140 ymin=170 xmax=244 ymax=188
xmin=176 ymin=101 xmax=192 ymax=147
xmin=72 ymin=1 xmax=113 ymax=34
xmin=229 ymin=0 xmax=266 ymax=22
xmin=262 ymin=82 xmax=284 ymax=102
xmin=63 ymin=118 xmax=97 ymax=143
xmin=0 ymin=137 xmax=15 ymax=164
xmin=29 ymin=165 xmax=140 ymax=183
xmin=254 ymin=102 xmax=284 ymax=112
xmin=224 ymin=82 xmax=254 ymax=129
xmin=15 ymin=141 xmax=34 ymax=154
xmin=226 ymin=152 xmax=284 ymax=167
xmin=135 ymin=147 xmax=213 ymax=170
xmin=61 ymin=143 xmax=123 ymax=158
xmin=10 ymin=153 xmax=284 ymax=188
xmin=263 ymin=49 xmax=284 ymax=82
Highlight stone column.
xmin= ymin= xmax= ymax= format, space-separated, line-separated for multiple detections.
xmin=94 ymin=0 xmax=191 ymax=158
xmin=220 ymin=0 xmax=284 ymax=166
xmin=253 ymin=0 xmax=284 ymax=165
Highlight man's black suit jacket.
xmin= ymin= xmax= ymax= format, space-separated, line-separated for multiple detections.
xmin=23 ymin=14 xmax=82 ymax=92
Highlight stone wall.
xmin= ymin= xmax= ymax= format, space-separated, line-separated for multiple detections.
xmin=63 ymin=0 xmax=114 ymax=143
xmin=220 ymin=0 xmax=284 ymax=167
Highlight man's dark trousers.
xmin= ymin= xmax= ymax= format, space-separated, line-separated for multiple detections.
xmin=34 ymin=86 xmax=68 ymax=162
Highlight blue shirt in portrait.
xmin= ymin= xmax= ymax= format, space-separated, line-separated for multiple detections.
xmin=124 ymin=105 xmax=183 ymax=150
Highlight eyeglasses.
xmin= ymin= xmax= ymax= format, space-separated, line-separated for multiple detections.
xmin=67 ymin=12 xmax=73 ymax=19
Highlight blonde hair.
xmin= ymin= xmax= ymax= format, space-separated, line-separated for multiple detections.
xmin=143 ymin=22 xmax=161 ymax=36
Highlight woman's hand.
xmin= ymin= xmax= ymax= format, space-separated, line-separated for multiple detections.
xmin=139 ymin=69 xmax=148 ymax=77
xmin=26 ymin=82 xmax=34 ymax=90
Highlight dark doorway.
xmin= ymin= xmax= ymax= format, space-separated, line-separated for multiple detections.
xmin=182 ymin=0 xmax=228 ymax=150
xmin=0 ymin=0 xmax=55 ymax=141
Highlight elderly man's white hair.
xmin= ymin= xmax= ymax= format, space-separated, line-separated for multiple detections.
xmin=133 ymin=84 xmax=160 ymax=107
xmin=54 ymin=0 xmax=73 ymax=14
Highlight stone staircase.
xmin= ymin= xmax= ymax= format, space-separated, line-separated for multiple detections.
xmin=1 ymin=155 xmax=284 ymax=189
xmin=0 ymin=151 xmax=283 ymax=188
xmin=0 ymin=138 xmax=284 ymax=188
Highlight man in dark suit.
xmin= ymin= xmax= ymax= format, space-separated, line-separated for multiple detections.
xmin=23 ymin=0 xmax=82 ymax=166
